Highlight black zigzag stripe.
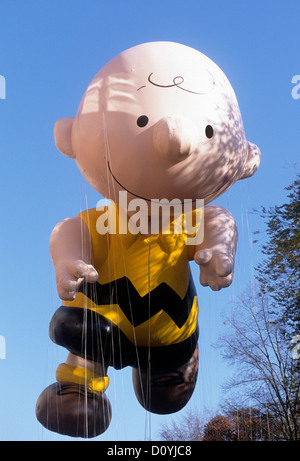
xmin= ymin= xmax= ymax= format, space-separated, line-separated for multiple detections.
xmin=79 ymin=275 xmax=197 ymax=329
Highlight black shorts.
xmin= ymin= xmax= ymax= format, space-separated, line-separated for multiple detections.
xmin=49 ymin=306 xmax=199 ymax=371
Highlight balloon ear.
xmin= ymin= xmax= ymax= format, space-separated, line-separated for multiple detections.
xmin=239 ymin=141 xmax=261 ymax=180
xmin=54 ymin=117 xmax=75 ymax=158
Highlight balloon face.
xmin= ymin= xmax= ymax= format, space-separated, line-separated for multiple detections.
xmin=55 ymin=42 xmax=259 ymax=205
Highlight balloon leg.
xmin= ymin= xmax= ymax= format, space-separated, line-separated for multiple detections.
xmin=132 ymin=345 xmax=199 ymax=414
xmin=35 ymin=353 xmax=111 ymax=438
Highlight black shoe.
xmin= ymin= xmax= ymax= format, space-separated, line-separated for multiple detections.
xmin=36 ymin=382 xmax=111 ymax=438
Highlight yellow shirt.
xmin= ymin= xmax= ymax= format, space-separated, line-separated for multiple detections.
xmin=63 ymin=204 xmax=200 ymax=347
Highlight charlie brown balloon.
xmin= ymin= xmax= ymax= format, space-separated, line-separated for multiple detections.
xmin=36 ymin=42 xmax=260 ymax=438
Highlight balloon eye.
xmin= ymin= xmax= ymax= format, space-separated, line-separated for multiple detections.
xmin=137 ymin=115 xmax=149 ymax=127
xmin=205 ymin=125 xmax=214 ymax=139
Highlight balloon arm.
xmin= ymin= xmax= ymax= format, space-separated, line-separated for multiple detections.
xmin=50 ymin=217 xmax=98 ymax=301
xmin=194 ymin=205 xmax=238 ymax=291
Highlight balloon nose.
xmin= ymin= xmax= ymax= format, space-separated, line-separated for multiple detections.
xmin=153 ymin=115 xmax=198 ymax=162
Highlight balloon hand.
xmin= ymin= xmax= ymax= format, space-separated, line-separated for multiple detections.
xmin=194 ymin=249 xmax=234 ymax=291
xmin=55 ymin=259 xmax=99 ymax=301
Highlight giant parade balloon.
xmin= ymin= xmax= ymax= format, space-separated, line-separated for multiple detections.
xmin=36 ymin=41 xmax=260 ymax=438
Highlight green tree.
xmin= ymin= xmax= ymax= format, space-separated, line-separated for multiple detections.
xmin=255 ymin=173 xmax=300 ymax=341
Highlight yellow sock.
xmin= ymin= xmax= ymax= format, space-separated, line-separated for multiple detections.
xmin=56 ymin=363 xmax=109 ymax=393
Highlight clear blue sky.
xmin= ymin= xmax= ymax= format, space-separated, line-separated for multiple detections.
xmin=0 ymin=0 xmax=299 ymax=441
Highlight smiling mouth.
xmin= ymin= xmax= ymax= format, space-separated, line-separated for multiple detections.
xmin=107 ymin=161 xmax=154 ymax=202
xmin=107 ymin=161 xmax=230 ymax=203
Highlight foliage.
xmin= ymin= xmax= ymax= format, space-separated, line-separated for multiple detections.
xmin=159 ymin=173 xmax=300 ymax=441
xmin=202 ymin=414 xmax=235 ymax=441
xmin=217 ymin=286 xmax=300 ymax=440
xmin=202 ymin=407 xmax=281 ymax=441
xmin=159 ymin=405 xmax=281 ymax=441
xmin=255 ymin=173 xmax=300 ymax=341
